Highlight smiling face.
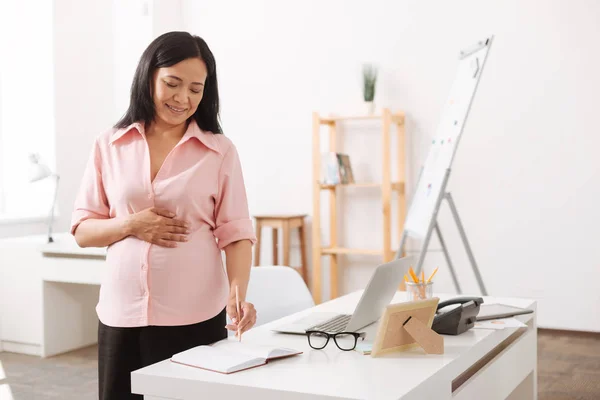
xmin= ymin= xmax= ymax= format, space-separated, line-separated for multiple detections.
xmin=151 ymin=57 xmax=208 ymax=128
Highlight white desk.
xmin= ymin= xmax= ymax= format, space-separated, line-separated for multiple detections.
xmin=132 ymin=292 xmax=537 ymax=400
xmin=39 ymin=233 xmax=105 ymax=357
xmin=0 ymin=233 xmax=104 ymax=357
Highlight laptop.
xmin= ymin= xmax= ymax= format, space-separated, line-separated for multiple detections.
xmin=273 ymin=257 xmax=412 ymax=334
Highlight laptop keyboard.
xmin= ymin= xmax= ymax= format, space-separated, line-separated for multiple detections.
xmin=308 ymin=314 xmax=352 ymax=333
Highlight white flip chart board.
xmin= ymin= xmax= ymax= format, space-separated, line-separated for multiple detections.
xmin=403 ymin=37 xmax=493 ymax=238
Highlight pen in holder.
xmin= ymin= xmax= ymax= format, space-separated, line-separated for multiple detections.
xmin=405 ymin=281 xmax=434 ymax=301
xmin=404 ymin=266 xmax=438 ymax=301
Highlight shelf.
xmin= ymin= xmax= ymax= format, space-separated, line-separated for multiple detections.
xmin=320 ymin=113 xmax=405 ymax=125
xmin=320 ymin=247 xmax=397 ymax=256
xmin=321 ymin=247 xmax=382 ymax=256
xmin=319 ymin=182 xmax=404 ymax=191
xmin=311 ymin=108 xmax=407 ymax=304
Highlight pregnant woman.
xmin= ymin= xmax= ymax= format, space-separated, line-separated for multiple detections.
xmin=71 ymin=31 xmax=257 ymax=400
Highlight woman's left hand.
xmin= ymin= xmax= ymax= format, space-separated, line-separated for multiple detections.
xmin=225 ymin=299 xmax=257 ymax=337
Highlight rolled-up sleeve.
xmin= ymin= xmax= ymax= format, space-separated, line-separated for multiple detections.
xmin=213 ymin=144 xmax=257 ymax=250
xmin=70 ymin=139 xmax=110 ymax=235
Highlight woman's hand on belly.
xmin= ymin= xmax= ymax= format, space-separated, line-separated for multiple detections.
xmin=126 ymin=207 xmax=191 ymax=248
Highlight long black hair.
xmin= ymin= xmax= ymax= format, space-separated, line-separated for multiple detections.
xmin=115 ymin=31 xmax=222 ymax=134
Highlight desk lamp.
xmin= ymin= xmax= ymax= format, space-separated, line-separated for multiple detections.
xmin=28 ymin=153 xmax=60 ymax=243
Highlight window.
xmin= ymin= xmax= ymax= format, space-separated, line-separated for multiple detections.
xmin=0 ymin=1 xmax=55 ymax=219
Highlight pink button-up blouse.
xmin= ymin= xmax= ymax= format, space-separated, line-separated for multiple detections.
xmin=70 ymin=120 xmax=256 ymax=328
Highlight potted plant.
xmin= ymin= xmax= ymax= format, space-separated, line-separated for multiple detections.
xmin=362 ymin=64 xmax=377 ymax=114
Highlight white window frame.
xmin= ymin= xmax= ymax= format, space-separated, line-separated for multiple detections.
xmin=0 ymin=1 xmax=55 ymax=223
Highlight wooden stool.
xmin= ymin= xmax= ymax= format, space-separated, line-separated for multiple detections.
xmin=253 ymin=214 xmax=308 ymax=284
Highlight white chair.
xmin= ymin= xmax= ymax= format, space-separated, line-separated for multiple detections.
xmin=245 ymin=266 xmax=315 ymax=327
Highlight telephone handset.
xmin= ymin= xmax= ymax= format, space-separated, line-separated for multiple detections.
xmin=437 ymin=296 xmax=484 ymax=311
xmin=432 ymin=296 xmax=483 ymax=335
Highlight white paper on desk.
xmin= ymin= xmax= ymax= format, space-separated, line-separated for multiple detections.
xmin=473 ymin=317 xmax=527 ymax=330
xmin=354 ymin=341 xmax=373 ymax=355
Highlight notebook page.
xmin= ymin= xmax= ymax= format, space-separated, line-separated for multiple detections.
xmin=171 ymin=345 xmax=263 ymax=374
xmin=211 ymin=340 xmax=299 ymax=360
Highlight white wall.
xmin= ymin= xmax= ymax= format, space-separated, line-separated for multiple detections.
xmin=182 ymin=0 xmax=600 ymax=331
xmin=0 ymin=0 xmax=55 ymax=222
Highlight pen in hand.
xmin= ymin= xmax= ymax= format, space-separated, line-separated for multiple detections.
xmin=235 ymin=285 xmax=241 ymax=342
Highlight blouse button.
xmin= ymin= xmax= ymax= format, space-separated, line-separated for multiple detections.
xmin=147 ymin=193 xmax=154 ymax=200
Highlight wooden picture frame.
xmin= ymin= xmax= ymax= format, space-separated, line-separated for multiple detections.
xmin=371 ymin=298 xmax=442 ymax=357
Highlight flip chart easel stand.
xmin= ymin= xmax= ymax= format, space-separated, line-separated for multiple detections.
xmin=394 ymin=37 xmax=493 ymax=296
xmin=397 ymin=169 xmax=487 ymax=295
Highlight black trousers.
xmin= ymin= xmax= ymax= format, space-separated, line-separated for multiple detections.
xmin=98 ymin=308 xmax=227 ymax=400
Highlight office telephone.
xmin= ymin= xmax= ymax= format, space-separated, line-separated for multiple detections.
xmin=432 ymin=296 xmax=484 ymax=335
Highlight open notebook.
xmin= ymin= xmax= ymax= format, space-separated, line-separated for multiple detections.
xmin=170 ymin=339 xmax=302 ymax=374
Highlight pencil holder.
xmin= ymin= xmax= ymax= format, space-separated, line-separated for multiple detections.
xmin=405 ymin=281 xmax=434 ymax=301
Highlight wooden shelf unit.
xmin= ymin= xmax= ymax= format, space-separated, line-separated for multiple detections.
xmin=321 ymin=247 xmax=397 ymax=256
xmin=311 ymin=108 xmax=408 ymax=304
xmin=318 ymin=182 xmax=405 ymax=191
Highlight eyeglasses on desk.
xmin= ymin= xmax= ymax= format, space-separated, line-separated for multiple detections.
xmin=306 ymin=330 xmax=366 ymax=351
